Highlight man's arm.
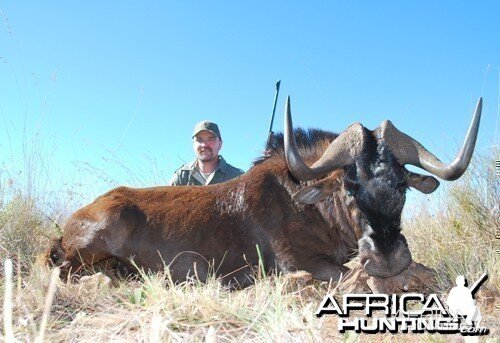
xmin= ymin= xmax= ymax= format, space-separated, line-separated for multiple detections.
xmin=223 ymin=165 xmax=244 ymax=182
xmin=233 ymin=166 xmax=245 ymax=177
xmin=168 ymin=169 xmax=184 ymax=186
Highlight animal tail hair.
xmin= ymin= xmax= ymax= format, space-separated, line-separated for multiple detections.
xmin=46 ymin=237 xmax=65 ymax=267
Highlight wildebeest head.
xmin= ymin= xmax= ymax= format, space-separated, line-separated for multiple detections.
xmin=284 ymin=96 xmax=482 ymax=278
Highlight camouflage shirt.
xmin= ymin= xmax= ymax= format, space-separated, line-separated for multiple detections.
xmin=169 ymin=156 xmax=244 ymax=186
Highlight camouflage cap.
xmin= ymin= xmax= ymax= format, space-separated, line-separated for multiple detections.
xmin=192 ymin=120 xmax=221 ymax=139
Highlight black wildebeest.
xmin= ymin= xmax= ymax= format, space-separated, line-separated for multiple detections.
xmin=48 ymin=97 xmax=482 ymax=288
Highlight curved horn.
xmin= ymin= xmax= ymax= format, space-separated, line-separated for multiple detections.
xmin=381 ymin=98 xmax=482 ymax=180
xmin=284 ymin=96 xmax=367 ymax=181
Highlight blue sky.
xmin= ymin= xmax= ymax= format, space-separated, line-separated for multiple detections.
xmin=0 ymin=2 xmax=498 ymax=206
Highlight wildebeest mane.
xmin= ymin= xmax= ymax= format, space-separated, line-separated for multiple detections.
xmin=253 ymin=128 xmax=339 ymax=167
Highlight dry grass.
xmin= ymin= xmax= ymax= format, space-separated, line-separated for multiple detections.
xmin=2 ymin=264 xmax=337 ymax=342
xmin=1 ymin=146 xmax=498 ymax=341
xmin=404 ymin=152 xmax=499 ymax=293
xmin=0 ymin=194 xmax=59 ymax=275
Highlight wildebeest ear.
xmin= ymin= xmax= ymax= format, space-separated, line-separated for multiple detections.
xmin=292 ymin=178 xmax=341 ymax=204
xmin=407 ymin=172 xmax=440 ymax=194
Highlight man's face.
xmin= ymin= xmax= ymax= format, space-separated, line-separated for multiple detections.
xmin=193 ymin=130 xmax=222 ymax=162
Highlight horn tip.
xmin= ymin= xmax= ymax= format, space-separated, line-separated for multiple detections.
xmin=285 ymin=95 xmax=291 ymax=112
xmin=475 ymin=97 xmax=483 ymax=116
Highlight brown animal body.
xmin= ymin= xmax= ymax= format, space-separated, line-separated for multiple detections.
xmin=49 ymin=97 xmax=482 ymax=287
xmin=52 ymin=134 xmax=359 ymax=286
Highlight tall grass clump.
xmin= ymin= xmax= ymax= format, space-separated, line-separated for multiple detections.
xmin=404 ymin=149 xmax=499 ymax=293
xmin=0 ymin=192 xmax=58 ymax=272
xmin=0 ymin=129 xmax=62 ymax=274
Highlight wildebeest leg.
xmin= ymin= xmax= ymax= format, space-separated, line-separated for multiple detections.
xmin=60 ymin=246 xmax=114 ymax=279
xmin=166 ymin=252 xmax=212 ymax=284
xmin=92 ymin=257 xmax=135 ymax=279
xmin=46 ymin=237 xmax=98 ymax=280
xmin=305 ymin=256 xmax=349 ymax=283
xmin=59 ymin=247 xmax=136 ymax=282
xmin=60 ymin=215 xmax=134 ymax=279
xmin=219 ymin=266 xmax=256 ymax=289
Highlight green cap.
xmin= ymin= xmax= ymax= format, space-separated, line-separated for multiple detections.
xmin=192 ymin=120 xmax=221 ymax=139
